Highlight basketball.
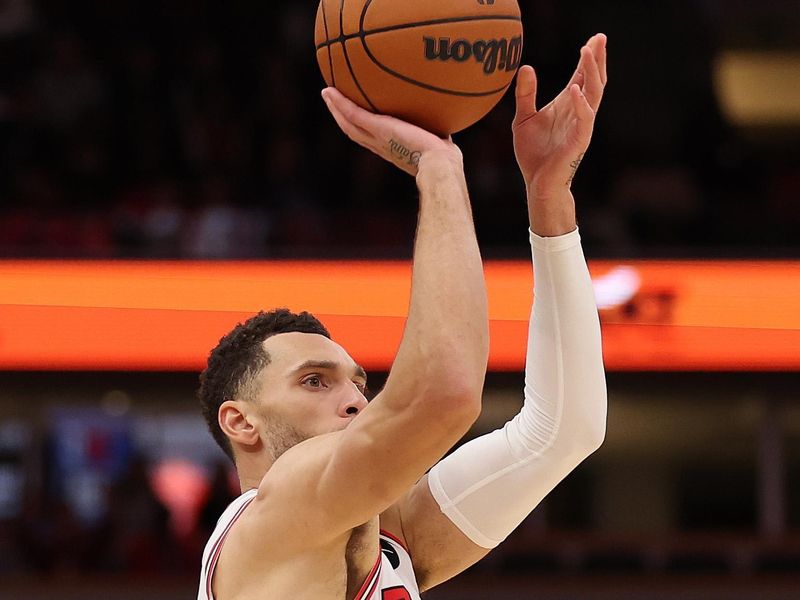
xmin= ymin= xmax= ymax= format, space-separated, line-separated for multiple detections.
xmin=315 ymin=0 xmax=523 ymax=136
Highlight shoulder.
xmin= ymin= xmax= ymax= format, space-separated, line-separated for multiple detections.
xmin=227 ymin=431 xmax=357 ymax=556
xmin=257 ymin=430 xmax=341 ymax=494
xmin=249 ymin=431 xmax=344 ymax=526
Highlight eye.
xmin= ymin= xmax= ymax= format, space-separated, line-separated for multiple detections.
xmin=302 ymin=375 xmax=324 ymax=389
xmin=354 ymin=381 xmax=367 ymax=394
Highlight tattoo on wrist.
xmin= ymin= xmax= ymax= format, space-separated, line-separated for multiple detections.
xmin=566 ymin=153 xmax=585 ymax=186
xmin=389 ymin=138 xmax=421 ymax=167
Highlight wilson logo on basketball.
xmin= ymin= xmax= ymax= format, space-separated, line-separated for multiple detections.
xmin=423 ymin=36 xmax=522 ymax=75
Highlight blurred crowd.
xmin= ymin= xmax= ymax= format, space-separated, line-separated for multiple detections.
xmin=1 ymin=0 xmax=798 ymax=259
xmin=0 ymin=455 xmax=236 ymax=577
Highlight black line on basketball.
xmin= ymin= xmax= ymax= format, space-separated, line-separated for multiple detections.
xmin=359 ymin=34 xmax=515 ymax=97
xmin=355 ymin=1 xmax=519 ymax=97
xmin=321 ymin=0 xmax=335 ymax=86
xmin=340 ymin=0 xmax=378 ymax=112
xmin=315 ymin=13 xmax=522 ymax=51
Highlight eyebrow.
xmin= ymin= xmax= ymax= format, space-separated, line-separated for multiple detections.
xmin=289 ymin=360 xmax=367 ymax=382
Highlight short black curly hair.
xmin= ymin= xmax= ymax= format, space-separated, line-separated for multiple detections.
xmin=198 ymin=308 xmax=331 ymax=462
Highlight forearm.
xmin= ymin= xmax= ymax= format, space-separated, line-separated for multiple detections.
xmin=428 ymin=228 xmax=606 ymax=548
xmin=386 ymin=151 xmax=489 ymax=404
xmin=524 ymin=228 xmax=606 ymax=448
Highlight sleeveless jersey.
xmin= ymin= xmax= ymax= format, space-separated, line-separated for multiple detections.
xmin=198 ymin=489 xmax=421 ymax=600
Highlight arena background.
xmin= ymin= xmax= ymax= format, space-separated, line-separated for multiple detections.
xmin=1 ymin=1 xmax=799 ymax=598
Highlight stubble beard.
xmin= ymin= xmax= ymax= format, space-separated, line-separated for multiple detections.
xmin=264 ymin=417 xmax=312 ymax=463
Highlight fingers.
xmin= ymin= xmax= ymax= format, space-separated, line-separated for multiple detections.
xmin=513 ymin=65 xmax=538 ymax=125
xmin=322 ymin=88 xmax=373 ymax=144
xmin=570 ymin=84 xmax=595 ymax=142
xmin=565 ymin=50 xmax=586 ymax=90
xmin=591 ymin=33 xmax=608 ymax=86
xmin=564 ymin=34 xmax=606 ymax=115
xmin=580 ymin=45 xmax=604 ymax=112
xmin=323 ymin=87 xmax=376 ymax=127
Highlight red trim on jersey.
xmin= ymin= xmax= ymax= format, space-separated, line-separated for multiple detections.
xmin=379 ymin=529 xmax=410 ymax=555
xmin=364 ymin=569 xmax=381 ymax=600
xmin=204 ymin=495 xmax=256 ymax=599
xmin=354 ymin=551 xmax=382 ymax=600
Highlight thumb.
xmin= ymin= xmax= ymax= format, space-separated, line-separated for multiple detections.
xmin=514 ymin=65 xmax=538 ymax=125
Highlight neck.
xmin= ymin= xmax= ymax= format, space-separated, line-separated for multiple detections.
xmin=238 ymin=475 xmax=261 ymax=493
xmin=234 ymin=451 xmax=273 ymax=494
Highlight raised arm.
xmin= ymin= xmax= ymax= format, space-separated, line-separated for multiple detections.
xmin=252 ymin=89 xmax=489 ymax=546
xmin=390 ymin=34 xmax=609 ymax=590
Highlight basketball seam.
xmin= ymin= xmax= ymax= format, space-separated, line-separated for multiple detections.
xmin=321 ymin=0 xmax=336 ymax=86
xmin=314 ymin=14 xmax=523 ymax=51
xmin=361 ymin=32 xmax=517 ymax=97
xmin=357 ymin=0 xmax=519 ymax=98
xmin=340 ymin=0 xmax=378 ymax=112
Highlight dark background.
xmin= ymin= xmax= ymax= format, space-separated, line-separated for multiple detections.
xmin=2 ymin=0 xmax=799 ymax=260
xmin=1 ymin=1 xmax=799 ymax=598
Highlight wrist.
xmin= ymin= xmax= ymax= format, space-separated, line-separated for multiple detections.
xmin=416 ymin=149 xmax=464 ymax=185
xmin=527 ymin=189 xmax=577 ymax=237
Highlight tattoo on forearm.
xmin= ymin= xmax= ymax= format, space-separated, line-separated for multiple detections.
xmin=566 ymin=153 xmax=585 ymax=186
xmin=389 ymin=138 xmax=421 ymax=167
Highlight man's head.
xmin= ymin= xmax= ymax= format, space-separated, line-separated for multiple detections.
xmin=198 ymin=309 xmax=368 ymax=466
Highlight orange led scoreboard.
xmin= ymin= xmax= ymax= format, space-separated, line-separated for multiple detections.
xmin=0 ymin=260 xmax=798 ymax=371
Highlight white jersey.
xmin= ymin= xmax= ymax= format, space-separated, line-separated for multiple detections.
xmin=198 ymin=489 xmax=421 ymax=600
xmin=357 ymin=529 xmax=421 ymax=600
xmin=198 ymin=488 xmax=257 ymax=600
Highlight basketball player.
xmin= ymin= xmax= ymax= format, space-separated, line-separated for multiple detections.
xmin=198 ymin=33 xmax=608 ymax=600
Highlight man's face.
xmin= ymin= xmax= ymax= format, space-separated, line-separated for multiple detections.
xmin=252 ymin=332 xmax=369 ymax=458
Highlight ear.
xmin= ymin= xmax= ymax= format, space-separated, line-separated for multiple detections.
xmin=219 ymin=400 xmax=260 ymax=448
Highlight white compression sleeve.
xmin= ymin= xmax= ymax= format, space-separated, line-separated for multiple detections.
xmin=427 ymin=228 xmax=607 ymax=548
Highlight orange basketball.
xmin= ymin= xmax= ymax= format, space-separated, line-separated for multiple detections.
xmin=315 ymin=0 xmax=523 ymax=136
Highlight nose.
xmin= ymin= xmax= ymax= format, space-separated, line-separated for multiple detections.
xmin=338 ymin=387 xmax=368 ymax=418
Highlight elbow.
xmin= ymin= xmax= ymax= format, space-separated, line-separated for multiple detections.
xmin=553 ymin=417 xmax=605 ymax=471
xmin=383 ymin=364 xmax=483 ymax=427
xmin=581 ymin=418 xmax=606 ymax=456
xmin=420 ymin=371 xmax=484 ymax=427
xmin=390 ymin=327 xmax=487 ymax=421
xmin=559 ymin=392 xmax=607 ymax=460
xmin=434 ymin=377 xmax=484 ymax=424
xmin=415 ymin=348 xmax=486 ymax=420
xmin=576 ymin=396 xmax=608 ymax=457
